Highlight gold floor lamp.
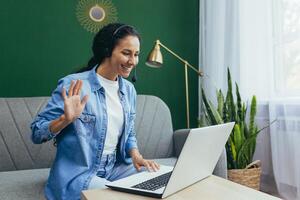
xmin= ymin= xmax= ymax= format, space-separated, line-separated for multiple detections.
xmin=146 ymin=40 xmax=204 ymax=128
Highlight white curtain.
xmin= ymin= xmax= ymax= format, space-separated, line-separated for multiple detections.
xmin=199 ymin=0 xmax=240 ymax=103
xmin=269 ymin=100 xmax=300 ymax=199
xmin=200 ymin=0 xmax=300 ymax=199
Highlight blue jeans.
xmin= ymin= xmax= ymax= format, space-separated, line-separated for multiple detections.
xmin=88 ymin=153 xmax=142 ymax=189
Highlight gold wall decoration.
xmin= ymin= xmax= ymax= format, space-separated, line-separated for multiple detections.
xmin=76 ymin=0 xmax=118 ymax=33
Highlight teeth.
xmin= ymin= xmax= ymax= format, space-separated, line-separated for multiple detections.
xmin=121 ymin=65 xmax=131 ymax=71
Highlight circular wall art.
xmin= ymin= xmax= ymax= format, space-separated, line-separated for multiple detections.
xmin=76 ymin=0 xmax=118 ymax=33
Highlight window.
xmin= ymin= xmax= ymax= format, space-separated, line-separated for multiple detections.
xmin=273 ymin=0 xmax=300 ymax=96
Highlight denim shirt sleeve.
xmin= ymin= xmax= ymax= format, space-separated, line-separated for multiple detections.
xmin=30 ymin=77 xmax=69 ymax=144
xmin=125 ymin=85 xmax=138 ymax=156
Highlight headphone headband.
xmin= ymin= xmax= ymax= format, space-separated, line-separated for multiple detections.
xmin=112 ymin=25 xmax=133 ymax=36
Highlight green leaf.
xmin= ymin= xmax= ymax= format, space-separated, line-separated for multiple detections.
xmin=239 ymin=121 xmax=246 ymax=142
xmin=249 ymin=96 xmax=257 ymax=136
xmin=249 ymin=126 xmax=258 ymax=161
xmin=226 ymin=142 xmax=232 ymax=169
xmin=236 ymin=83 xmax=242 ymax=124
xmin=225 ymin=68 xmax=236 ymax=122
xmin=233 ymin=124 xmax=243 ymax=153
xmin=223 ymin=103 xmax=230 ymax=122
xmin=242 ymin=103 xmax=249 ymax=139
xmin=202 ymin=88 xmax=224 ymax=125
xmin=226 ymin=142 xmax=236 ymax=169
xmin=236 ymin=135 xmax=257 ymax=168
xmin=242 ymin=102 xmax=246 ymax=122
xmin=198 ymin=114 xmax=208 ymax=127
xmin=217 ymin=89 xmax=224 ymax=118
xmin=203 ymin=108 xmax=212 ymax=125
xmin=208 ymin=100 xmax=224 ymax=124
xmin=201 ymin=88 xmax=218 ymax=125
xmin=230 ymin=138 xmax=237 ymax=161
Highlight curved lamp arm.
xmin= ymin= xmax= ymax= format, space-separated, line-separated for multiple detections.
xmin=146 ymin=40 xmax=203 ymax=128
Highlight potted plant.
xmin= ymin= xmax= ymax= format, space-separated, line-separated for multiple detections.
xmin=200 ymin=68 xmax=267 ymax=190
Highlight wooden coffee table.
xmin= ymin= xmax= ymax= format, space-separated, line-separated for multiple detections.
xmin=81 ymin=175 xmax=281 ymax=200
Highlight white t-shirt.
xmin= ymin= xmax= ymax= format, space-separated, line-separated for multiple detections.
xmin=97 ymin=74 xmax=124 ymax=155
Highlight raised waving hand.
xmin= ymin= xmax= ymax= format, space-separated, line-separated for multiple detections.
xmin=49 ymin=80 xmax=89 ymax=134
xmin=62 ymin=80 xmax=89 ymax=122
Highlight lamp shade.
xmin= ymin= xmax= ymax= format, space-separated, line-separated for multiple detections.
xmin=146 ymin=42 xmax=163 ymax=68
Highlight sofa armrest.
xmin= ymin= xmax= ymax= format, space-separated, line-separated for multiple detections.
xmin=173 ymin=129 xmax=228 ymax=179
xmin=173 ymin=129 xmax=190 ymax=157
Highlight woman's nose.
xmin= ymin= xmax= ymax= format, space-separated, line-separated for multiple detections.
xmin=128 ymin=56 xmax=136 ymax=65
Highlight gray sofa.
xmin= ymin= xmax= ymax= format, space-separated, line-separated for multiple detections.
xmin=0 ymin=95 xmax=227 ymax=200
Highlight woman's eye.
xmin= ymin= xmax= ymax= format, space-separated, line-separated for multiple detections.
xmin=122 ymin=52 xmax=130 ymax=56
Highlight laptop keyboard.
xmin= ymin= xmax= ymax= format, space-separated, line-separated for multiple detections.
xmin=132 ymin=172 xmax=172 ymax=191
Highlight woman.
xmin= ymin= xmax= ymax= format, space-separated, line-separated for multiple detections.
xmin=31 ymin=23 xmax=160 ymax=200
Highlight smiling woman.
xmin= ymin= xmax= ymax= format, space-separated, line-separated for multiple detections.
xmin=96 ymin=35 xmax=140 ymax=80
xmin=30 ymin=23 xmax=159 ymax=200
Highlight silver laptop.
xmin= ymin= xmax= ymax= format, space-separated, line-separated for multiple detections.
xmin=106 ymin=122 xmax=235 ymax=198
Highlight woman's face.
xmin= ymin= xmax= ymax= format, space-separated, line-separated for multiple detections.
xmin=109 ymin=35 xmax=140 ymax=78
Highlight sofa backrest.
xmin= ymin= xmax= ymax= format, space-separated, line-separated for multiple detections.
xmin=0 ymin=97 xmax=54 ymax=172
xmin=0 ymin=95 xmax=174 ymax=172
xmin=135 ymin=95 xmax=174 ymax=159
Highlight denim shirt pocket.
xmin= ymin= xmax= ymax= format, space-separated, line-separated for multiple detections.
xmin=75 ymin=113 xmax=96 ymax=138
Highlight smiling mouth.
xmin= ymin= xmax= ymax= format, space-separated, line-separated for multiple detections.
xmin=121 ymin=65 xmax=132 ymax=72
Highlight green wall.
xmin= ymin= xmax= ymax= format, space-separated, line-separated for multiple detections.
xmin=0 ymin=0 xmax=199 ymax=130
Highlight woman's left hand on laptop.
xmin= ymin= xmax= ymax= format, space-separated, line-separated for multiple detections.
xmin=130 ymin=148 xmax=160 ymax=172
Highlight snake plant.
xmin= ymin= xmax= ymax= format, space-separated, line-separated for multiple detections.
xmin=201 ymin=68 xmax=260 ymax=169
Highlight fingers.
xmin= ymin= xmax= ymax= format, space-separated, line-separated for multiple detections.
xmin=67 ymin=80 xmax=83 ymax=98
xmin=132 ymin=157 xmax=160 ymax=172
xmin=144 ymin=161 xmax=151 ymax=172
xmin=134 ymin=162 xmax=141 ymax=171
xmin=153 ymin=161 xmax=160 ymax=171
xmin=64 ymin=80 xmax=88 ymax=106
xmin=149 ymin=160 xmax=160 ymax=172
xmin=62 ymin=87 xmax=67 ymax=100
xmin=145 ymin=160 xmax=160 ymax=172
xmin=68 ymin=80 xmax=75 ymax=96
xmin=73 ymin=80 xmax=82 ymax=95
xmin=77 ymin=80 xmax=83 ymax=95
xmin=59 ymin=114 xmax=66 ymax=121
xmin=81 ymin=95 xmax=89 ymax=106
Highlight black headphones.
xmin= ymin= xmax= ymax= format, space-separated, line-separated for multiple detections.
xmin=105 ymin=25 xmax=132 ymax=56
xmin=110 ymin=25 xmax=138 ymax=83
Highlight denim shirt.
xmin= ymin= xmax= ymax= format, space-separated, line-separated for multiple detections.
xmin=31 ymin=67 xmax=138 ymax=200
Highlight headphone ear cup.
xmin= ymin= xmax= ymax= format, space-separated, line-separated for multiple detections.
xmin=105 ymin=48 xmax=110 ymax=57
xmin=132 ymin=68 xmax=137 ymax=82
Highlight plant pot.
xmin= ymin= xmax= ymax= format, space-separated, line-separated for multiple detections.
xmin=227 ymin=160 xmax=262 ymax=190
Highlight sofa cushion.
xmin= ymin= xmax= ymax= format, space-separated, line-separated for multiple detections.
xmin=0 ymin=159 xmax=177 ymax=200
xmin=0 ymin=157 xmax=224 ymax=200
xmin=154 ymin=157 xmax=177 ymax=166
xmin=0 ymin=168 xmax=49 ymax=200
xmin=0 ymin=160 xmax=178 ymax=200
